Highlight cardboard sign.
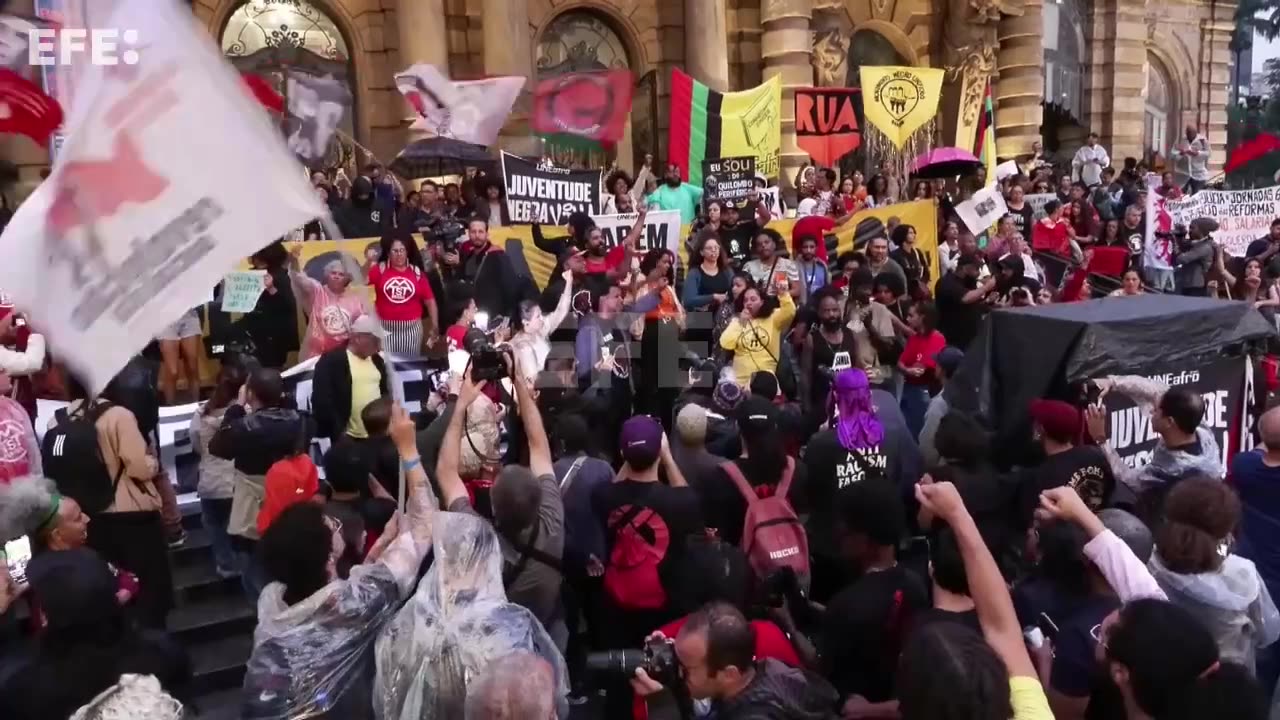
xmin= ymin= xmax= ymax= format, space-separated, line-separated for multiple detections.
xmin=701 ymin=156 xmax=756 ymax=204
xmin=221 ymin=270 xmax=267 ymax=313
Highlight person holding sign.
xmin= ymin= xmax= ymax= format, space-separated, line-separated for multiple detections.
xmin=369 ymin=229 xmax=439 ymax=357
xmin=720 ymin=275 xmax=796 ymax=386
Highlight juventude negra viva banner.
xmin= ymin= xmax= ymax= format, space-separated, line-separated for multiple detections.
xmin=1098 ymin=356 xmax=1248 ymax=470
xmin=501 ymin=151 xmax=602 ymax=224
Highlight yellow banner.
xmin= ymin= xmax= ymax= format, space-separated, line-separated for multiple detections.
xmin=301 ymin=200 xmax=939 ymax=293
xmin=720 ymin=74 xmax=782 ymax=182
xmin=860 ymin=66 xmax=945 ymax=150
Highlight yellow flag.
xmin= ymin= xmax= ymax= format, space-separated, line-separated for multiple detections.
xmin=859 ymin=66 xmax=945 ymax=149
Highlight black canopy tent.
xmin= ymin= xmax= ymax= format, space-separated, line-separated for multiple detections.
xmin=944 ymin=295 xmax=1276 ymax=464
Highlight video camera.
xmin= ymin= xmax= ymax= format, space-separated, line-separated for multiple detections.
xmin=464 ymin=312 xmax=508 ymax=382
xmin=429 ymin=220 xmax=465 ymax=254
xmin=585 ymin=636 xmax=681 ymax=688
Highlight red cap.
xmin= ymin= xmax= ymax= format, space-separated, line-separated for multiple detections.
xmin=257 ymin=455 xmax=320 ymax=535
xmin=1029 ymin=399 xmax=1083 ymax=441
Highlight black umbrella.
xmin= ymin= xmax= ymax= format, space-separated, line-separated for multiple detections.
xmin=389 ymin=137 xmax=496 ymax=179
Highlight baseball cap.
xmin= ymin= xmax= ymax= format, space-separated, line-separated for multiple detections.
xmin=350 ymin=315 xmax=384 ymax=338
xmin=935 ymin=347 xmax=965 ymax=377
xmin=1028 ymin=399 xmax=1083 ymax=441
xmin=620 ymin=415 xmax=663 ymax=468
xmin=736 ymin=395 xmax=779 ymax=432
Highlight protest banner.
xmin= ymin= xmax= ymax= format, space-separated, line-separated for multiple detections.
xmin=221 ymin=270 xmax=267 ymax=313
xmin=0 ymin=0 xmax=325 ymax=392
xmin=1149 ymin=186 xmax=1280 ymax=257
xmin=1099 ymin=356 xmax=1247 ymax=470
xmin=1027 ymin=193 xmax=1056 ymax=220
xmin=858 ymin=66 xmax=945 ymax=149
xmin=501 ymin=151 xmax=602 ymax=224
xmin=794 ymin=87 xmax=862 ymax=167
xmin=956 ymin=185 xmax=1009 ymax=236
xmin=591 ymin=209 xmax=681 ymax=255
xmin=701 ymin=156 xmax=756 ymax=204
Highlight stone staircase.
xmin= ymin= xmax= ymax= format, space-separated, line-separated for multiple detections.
xmin=169 ymin=508 xmax=255 ymax=719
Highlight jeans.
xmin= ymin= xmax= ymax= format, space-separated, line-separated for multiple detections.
xmin=900 ymin=384 xmax=931 ymax=439
xmin=200 ymin=498 xmax=235 ymax=573
xmin=1144 ymin=267 xmax=1175 ymax=293
xmin=1184 ymin=178 xmax=1207 ymax=195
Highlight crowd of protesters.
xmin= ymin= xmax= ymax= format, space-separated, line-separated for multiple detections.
xmin=4 ymin=125 xmax=1280 ymax=720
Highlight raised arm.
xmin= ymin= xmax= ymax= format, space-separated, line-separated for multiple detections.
xmin=1040 ymin=486 xmax=1165 ymax=601
xmin=511 ymin=360 xmax=553 ymax=478
xmin=916 ymin=480 xmax=1037 ymax=679
xmin=541 ymin=269 xmax=575 ymax=340
xmin=435 ymin=374 xmax=487 ymax=510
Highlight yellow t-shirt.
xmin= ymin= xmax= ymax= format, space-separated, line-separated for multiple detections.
xmin=1009 ymin=676 xmax=1054 ymax=720
xmin=345 ymin=351 xmax=382 ymax=439
xmin=720 ymin=292 xmax=797 ymax=386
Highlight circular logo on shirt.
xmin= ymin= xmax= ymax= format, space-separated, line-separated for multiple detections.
xmin=739 ymin=325 xmax=771 ymax=353
xmin=1126 ymin=232 xmax=1143 ymax=256
xmin=320 ymin=305 xmax=352 ymax=336
xmin=383 ymin=276 xmax=416 ymax=304
xmin=0 ymin=418 xmax=29 ymax=463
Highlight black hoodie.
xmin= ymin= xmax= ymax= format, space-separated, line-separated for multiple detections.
xmin=334 ymin=177 xmax=388 ymax=238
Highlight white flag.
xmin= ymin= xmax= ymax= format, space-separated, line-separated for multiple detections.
xmin=955 ymin=185 xmax=1009 ymax=236
xmin=0 ymin=0 xmax=324 ymax=391
xmin=395 ymin=63 xmax=524 ymax=147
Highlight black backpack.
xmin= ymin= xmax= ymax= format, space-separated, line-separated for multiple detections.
xmin=41 ymin=401 xmax=123 ymax=515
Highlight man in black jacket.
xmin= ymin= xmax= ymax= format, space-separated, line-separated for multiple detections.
xmin=442 ymin=216 xmax=533 ymax=319
xmin=310 ymin=315 xmax=391 ymax=443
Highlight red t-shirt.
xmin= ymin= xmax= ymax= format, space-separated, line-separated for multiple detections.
xmin=1032 ymin=218 xmax=1072 ymax=256
xmin=792 ymin=216 xmax=835 ymax=262
xmin=368 ymin=263 xmax=434 ymax=323
xmin=633 ymin=615 xmax=800 ymax=720
xmin=900 ymin=329 xmax=947 ymax=385
xmin=445 ymin=324 xmax=468 ymax=353
xmin=585 ymin=245 xmax=627 ymax=275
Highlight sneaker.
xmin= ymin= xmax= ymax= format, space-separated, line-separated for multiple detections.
xmin=166 ymin=531 xmax=188 ymax=549
xmin=215 ymin=565 xmax=239 ymax=579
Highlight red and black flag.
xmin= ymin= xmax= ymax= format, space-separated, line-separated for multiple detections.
xmin=531 ymin=69 xmax=632 ymax=146
xmin=794 ymin=87 xmax=862 ymax=167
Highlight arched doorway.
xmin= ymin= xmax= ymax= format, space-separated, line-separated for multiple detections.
xmin=535 ymin=10 xmax=651 ymax=171
xmin=221 ymin=0 xmax=359 ymax=168
xmin=846 ymin=29 xmax=909 ymax=88
xmin=1144 ymin=55 xmax=1176 ymax=167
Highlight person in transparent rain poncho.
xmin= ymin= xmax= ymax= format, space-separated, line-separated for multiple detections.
xmin=240 ymin=404 xmax=436 ymax=719
xmin=373 ymin=503 xmax=570 ymax=720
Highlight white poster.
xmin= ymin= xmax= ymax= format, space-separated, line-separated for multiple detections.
xmin=1027 ymin=193 xmax=1056 ymax=220
xmin=0 ymin=0 xmax=325 ymax=391
xmin=955 ymin=185 xmax=1009 ymax=236
xmin=591 ymin=209 xmax=682 ymax=255
xmin=1150 ymin=186 xmax=1280 ymax=257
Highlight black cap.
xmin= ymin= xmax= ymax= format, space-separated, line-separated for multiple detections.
xmin=26 ymin=548 xmax=118 ymax=631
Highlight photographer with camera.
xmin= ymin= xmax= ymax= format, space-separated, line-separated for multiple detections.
xmin=442 ymin=216 xmax=532 ymax=320
xmin=436 ymin=360 xmax=568 ymax=650
xmin=630 ymin=602 xmax=839 ymax=720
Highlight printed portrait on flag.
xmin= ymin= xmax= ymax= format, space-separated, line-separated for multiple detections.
xmin=859 ymin=66 xmax=944 ymax=149
xmin=669 ymin=69 xmax=781 ymax=185
xmin=794 ymin=88 xmax=862 ymax=167
xmin=285 ymin=72 xmax=352 ymax=168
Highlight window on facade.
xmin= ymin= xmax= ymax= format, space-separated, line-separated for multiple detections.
xmin=222 ymin=0 xmax=358 ymax=159
xmin=1145 ymin=56 xmax=1173 ymax=161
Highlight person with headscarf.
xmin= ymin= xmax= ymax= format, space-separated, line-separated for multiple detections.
xmin=288 ymin=246 xmax=373 ymax=361
xmin=373 ymin=511 xmax=570 ymax=720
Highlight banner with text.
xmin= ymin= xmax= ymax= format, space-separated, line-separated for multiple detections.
xmin=1100 ymin=356 xmax=1246 ymax=471
xmin=1028 ymin=193 xmax=1056 ymax=220
xmin=591 ymin=209 xmax=682 ymax=255
xmin=701 ymin=156 xmax=756 ymax=205
xmin=1151 ymin=186 xmax=1280 ymax=257
xmin=500 ymin=151 xmax=602 ymax=224
xmin=794 ymin=87 xmax=862 ymax=167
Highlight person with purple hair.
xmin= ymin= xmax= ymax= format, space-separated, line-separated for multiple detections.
xmin=804 ymin=368 xmax=920 ymax=601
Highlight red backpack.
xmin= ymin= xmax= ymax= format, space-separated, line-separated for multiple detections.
xmin=603 ymin=499 xmax=671 ymax=611
xmin=721 ymin=458 xmax=810 ymax=588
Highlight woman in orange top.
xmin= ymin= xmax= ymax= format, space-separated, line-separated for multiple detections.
xmin=637 ymin=248 xmax=685 ymax=428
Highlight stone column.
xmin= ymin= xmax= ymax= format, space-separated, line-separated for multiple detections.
xmin=761 ymin=0 xmax=813 ymax=197
xmin=1106 ymin=0 xmax=1148 ymax=164
xmin=994 ymin=0 xmax=1045 ymax=161
xmin=1199 ymin=3 xmax=1234 ymax=175
xmin=686 ymin=0 xmax=731 ymax=92
xmin=396 ymin=0 xmax=448 ymax=139
xmin=482 ymin=0 xmax=536 ymax=155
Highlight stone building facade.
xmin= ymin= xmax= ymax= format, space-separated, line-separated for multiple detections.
xmin=1 ymin=0 xmax=1236 ymax=191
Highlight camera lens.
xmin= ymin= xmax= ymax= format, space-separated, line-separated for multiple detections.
xmin=584 ymin=650 xmax=646 ymax=677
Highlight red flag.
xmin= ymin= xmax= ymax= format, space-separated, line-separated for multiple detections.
xmin=1224 ymin=132 xmax=1280 ymax=174
xmin=241 ymin=72 xmax=284 ymax=115
xmin=0 ymin=69 xmax=61 ymax=146
xmin=531 ymin=70 xmax=632 ymax=144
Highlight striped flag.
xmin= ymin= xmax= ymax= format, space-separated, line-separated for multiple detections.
xmin=668 ymin=69 xmax=781 ymax=185
xmin=973 ymin=81 xmax=997 ymax=181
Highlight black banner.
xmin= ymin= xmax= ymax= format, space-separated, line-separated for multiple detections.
xmin=1100 ymin=356 xmax=1246 ymax=470
xmin=701 ymin=156 xmax=756 ymax=204
xmin=501 ymin=151 xmax=602 ymax=224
